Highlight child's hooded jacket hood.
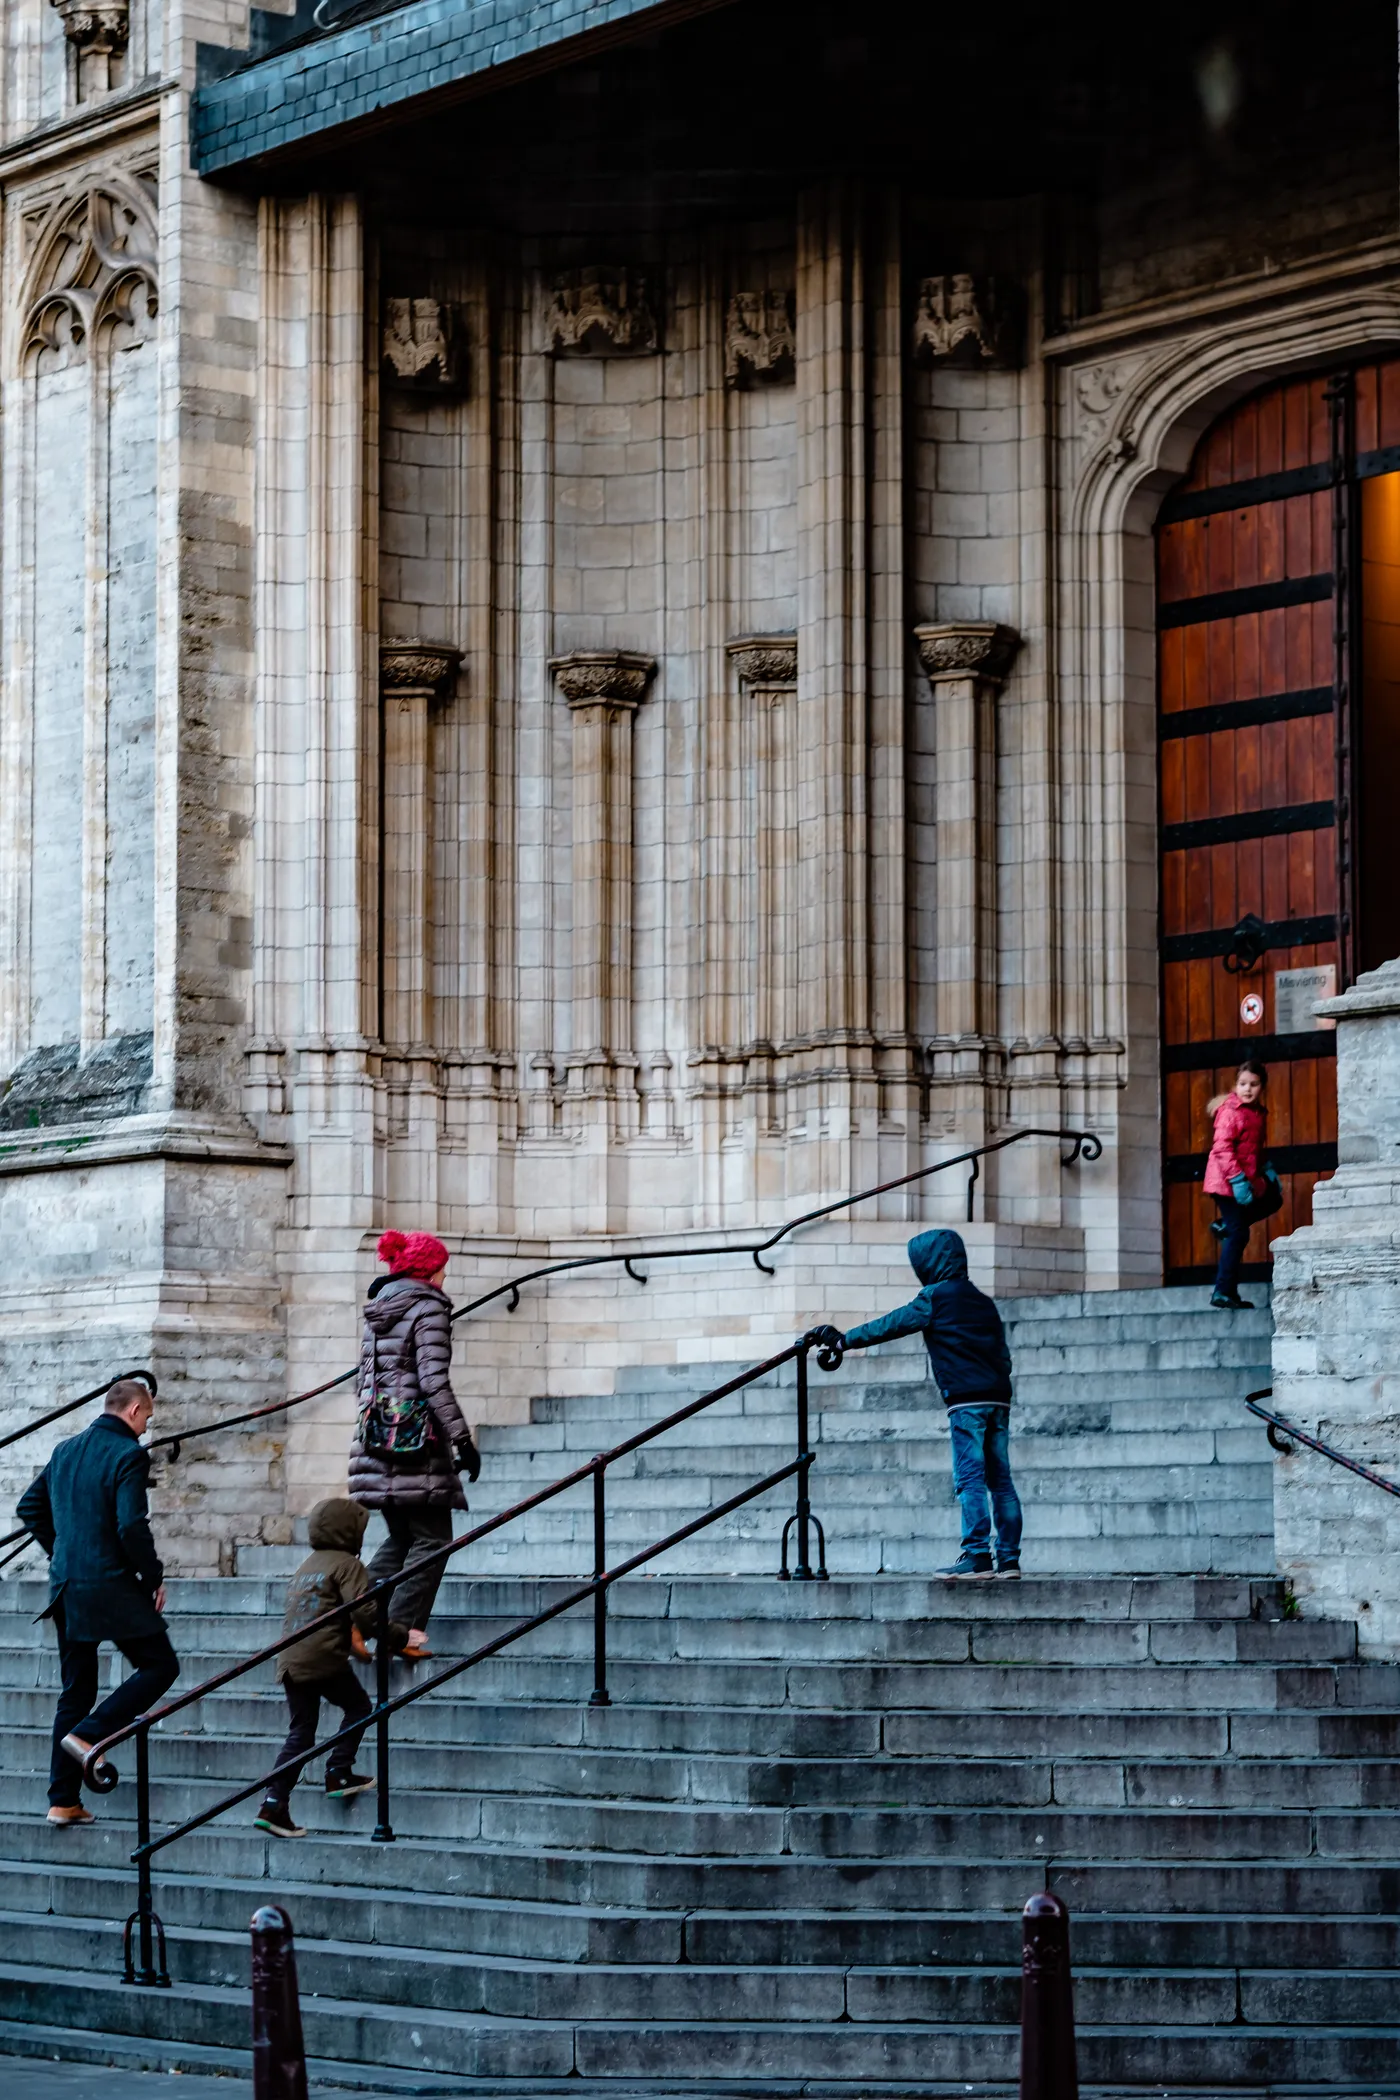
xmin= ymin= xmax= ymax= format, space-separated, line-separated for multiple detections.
xmin=843 ymin=1227 xmax=1012 ymax=1409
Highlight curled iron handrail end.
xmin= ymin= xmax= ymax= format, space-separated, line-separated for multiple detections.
xmin=751 ymin=1251 xmax=776 ymax=1276
xmin=624 ymin=1259 xmax=648 ymax=1286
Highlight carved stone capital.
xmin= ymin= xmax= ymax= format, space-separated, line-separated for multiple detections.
xmin=380 ymin=638 xmax=462 ymax=696
xmin=548 ymin=267 xmax=657 ymax=356
xmin=914 ymin=621 xmax=1021 ymax=686
xmin=912 ymin=275 xmax=1022 ymax=371
xmin=724 ymin=291 xmax=795 ymax=387
xmin=550 ymin=650 xmax=657 ymax=710
xmin=381 ymin=297 xmax=462 ymax=390
xmin=49 ymin=0 xmax=128 ymax=57
xmin=726 ymin=635 xmax=797 ymax=687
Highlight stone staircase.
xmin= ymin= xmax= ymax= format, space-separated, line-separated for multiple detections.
xmin=433 ymin=1284 xmax=1278 ymax=1580
xmin=5 ymin=1281 xmax=1388 ymax=2094
xmin=1 ymin=1570 xmax=1399 ymax=2091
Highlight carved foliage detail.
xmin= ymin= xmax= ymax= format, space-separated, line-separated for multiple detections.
xmin=724 ymin=291 xmax=795 ymax=387
xmin=727 ymin=635 xmax=797 ymax=687
xmin=49 ymin=0 xmax=128 ymax=60
xmin=20 ymin=175 xmax=157 ymax=370
xmin=912 ymin=275 xmax=1022 ymax=370
xmin=547 ymin=267 xmax=657 ymax=356
xmin=381 ymin=298 xmax=462 ymax=390
xmin=914 ymin=621 xmax=1022 ymax=685
xmin=550 ymin=650 xmax=657 ymax=709
xmin=380 ymin=638 xmax=462 ymax=694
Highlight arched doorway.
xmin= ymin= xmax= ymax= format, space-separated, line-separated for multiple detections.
xmin=1158 ymin=359 xmax=1400 ymax=1284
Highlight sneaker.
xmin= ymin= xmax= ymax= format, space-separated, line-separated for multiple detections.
xmin=46 ymin=1803 xmax=94 ymax=1825
xmin=936 ymin=1553 xmax=994 ymax=1579
xmin=994 ymin=1563 xmax=1022 ymax=1579
xmin=1211 ymin=1291 xmax=1254 ymax=1310
xmin=253 ymin=1799 xmax=306 ymax=1838
xmin=325 ymin=1770 xmax=374 ymax=1799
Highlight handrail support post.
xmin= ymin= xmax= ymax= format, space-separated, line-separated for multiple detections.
xmin=590 ymin=1460 xmax=611 ymax=1707
xmin=123 ymin=1725 xmax=169 ymax=1988
xmin=371 ymin=1589 xmax=395 ymax=1842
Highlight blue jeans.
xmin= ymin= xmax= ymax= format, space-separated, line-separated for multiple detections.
xmin=949 ymin=1404 xmax=1022 ymax=1563
xmin=1212 ymin=1196 xmax=1253 ymax=1298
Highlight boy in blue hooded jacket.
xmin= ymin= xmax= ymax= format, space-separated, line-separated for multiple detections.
xmin=832 ymin=1228 xmax=1021 ymax=1579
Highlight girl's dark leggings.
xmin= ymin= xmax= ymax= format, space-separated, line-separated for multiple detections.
xmin=1213 ymin=1195 xmax=1253 ymax=1296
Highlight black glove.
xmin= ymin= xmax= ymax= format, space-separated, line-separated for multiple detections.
xmin=454 ymin=1434 xmax=481 ymax=1483
xmin=807 ymin=1324 xmax=846 ymax=1352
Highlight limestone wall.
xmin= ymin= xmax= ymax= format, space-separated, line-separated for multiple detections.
xmin=1270 ymin=959 xmax=1400 ymax=1655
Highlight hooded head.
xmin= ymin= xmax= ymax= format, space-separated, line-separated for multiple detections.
xmin=377 ymin=1229 xmax=449 ymax=1282
xmin=907 ymin=1228 xmax=968 ymax=1286
xmin=307 ymin=1497 xmax=370 ymax=1554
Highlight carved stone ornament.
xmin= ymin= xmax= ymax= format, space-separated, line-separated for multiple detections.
xmin=547 ymin=267 xmax=657 ymax=357
xmin=549 ymin=650 xmax=657 ymax=708
xmin=726 ymin=635 xmax=797 ymax=686
xmin=381 ymin=297 xmax=462 ymax=391
xmin=911 ymin=275 xmax=1022 ymax=371
xmin=49 ymin=0 xmax=128 ymax=59
xmin=20 ymin=175 xmax=157 ymax=368
xmin=913 ymin=621 xmax=1022 ymax=685
xmin=380 ymin=638 xmax=463 ymax=695
xmin=724 ymin=291 xmax=795 ymax=387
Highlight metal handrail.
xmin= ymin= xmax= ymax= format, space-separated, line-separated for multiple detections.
xmin=83 ymin=1328 xmax=847 ymax=1987
xmin=127 ymin=1126 xmax=1099 ymax=1461
xmin=1246 ymin=1388 xmax=1400 ymax=1497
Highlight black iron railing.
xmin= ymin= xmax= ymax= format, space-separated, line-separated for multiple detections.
xmin=83 ymin=1328 xmax=847 ymax=1988
xmin=1246 ymin=1388 xmax=1400 ymax=1497
xmin=0 ymin=1126 xmax=1100 ymax=1485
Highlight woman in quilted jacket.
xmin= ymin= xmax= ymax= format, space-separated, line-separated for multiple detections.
xmin=348 ymin=1231 xmax=480 ymax=1659
xmin=1203 ymin=1061 xmax=1269 ymax=1312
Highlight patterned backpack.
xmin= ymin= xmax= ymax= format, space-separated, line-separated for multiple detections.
xmin=357 ymin=1311 xmax=435 ymax=1459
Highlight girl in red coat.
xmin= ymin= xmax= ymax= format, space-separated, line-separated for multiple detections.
xmin=1203 ymin=1060 xmax=1271 ymax=1309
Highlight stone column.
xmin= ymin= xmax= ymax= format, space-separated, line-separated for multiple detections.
xmin=914 ymin=620 xmax=1021 ymax=1121
xmin=1270 ymin=957 xmax=1400 ymax=1655
xmin=549 ymin=650 xmax=656 ymax=1103
xmin=378 ymin=639 xmax=461 ymax=1054
xmin=728 ymin=636 xmax=797 ymax=1104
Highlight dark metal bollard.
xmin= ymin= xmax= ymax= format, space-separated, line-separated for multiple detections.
xmin=251 ymin=1904 xmax=309 ymax=2100
xmin=1020 ymin=1891 xmax=1078 ymax=2100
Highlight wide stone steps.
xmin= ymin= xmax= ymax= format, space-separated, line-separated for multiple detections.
xmin=280 ymin=1285 xmax=1272 ymax=1581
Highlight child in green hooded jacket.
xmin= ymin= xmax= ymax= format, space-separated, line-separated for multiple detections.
xmin=254 ymin=1497 xmax=406 ymax=1838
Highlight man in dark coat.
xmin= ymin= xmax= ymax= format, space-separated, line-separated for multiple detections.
xmin=828 ymin=1228 xmax=1022 ymax=1580
xmin=16 ymin=1377 xmax=179 ymax=1823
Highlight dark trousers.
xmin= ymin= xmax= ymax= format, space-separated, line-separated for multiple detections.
xmin=948 ymin=1404 xmax=1023 ymax=1563
xmin=367 ymin=1504 xmax=453 ymax=1630
xmin=1212 ymin=1195 xmax=1254 ymax=1297
xmin=49 ymin=1602 xmax=180 ymax=1807
xmin=267 ymin=1667 xmax=374 ymax=1804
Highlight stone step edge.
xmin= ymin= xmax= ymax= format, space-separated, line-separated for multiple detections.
xmin=13 ymin=1907 xmax=1400 ymax=1993
xmin=13 ymin=1863 xmax=1400 ymax=1936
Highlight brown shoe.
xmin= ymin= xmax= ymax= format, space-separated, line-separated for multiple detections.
xmin=400 ymin=1637 xmax=434 ymax=1662
xmin=47 ymin=1804 xmax=95 ymax=1825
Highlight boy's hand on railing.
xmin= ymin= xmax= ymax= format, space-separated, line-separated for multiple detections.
xmin=800 ymin=1325 xmax=847 ymax=1371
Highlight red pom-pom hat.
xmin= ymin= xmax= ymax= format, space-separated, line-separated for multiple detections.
xmin=376 ymin=1229 xmax=449 ymax=1280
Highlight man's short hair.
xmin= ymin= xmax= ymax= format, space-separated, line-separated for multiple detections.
xmin=104 ymin=1378 xmax=153 ymax=1416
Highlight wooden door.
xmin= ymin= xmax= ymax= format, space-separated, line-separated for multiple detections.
xmin=1158 ymin=355 xmax=1400 ymax=1279
xmin=1158 ymin=372 xmax=1339 ymax=1283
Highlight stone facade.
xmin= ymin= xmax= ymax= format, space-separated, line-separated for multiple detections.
xmin=0 ymin=0 xmax=1396 ymax=1558
xmin=1271 ymin=959 xmax=1400 ymax=1654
